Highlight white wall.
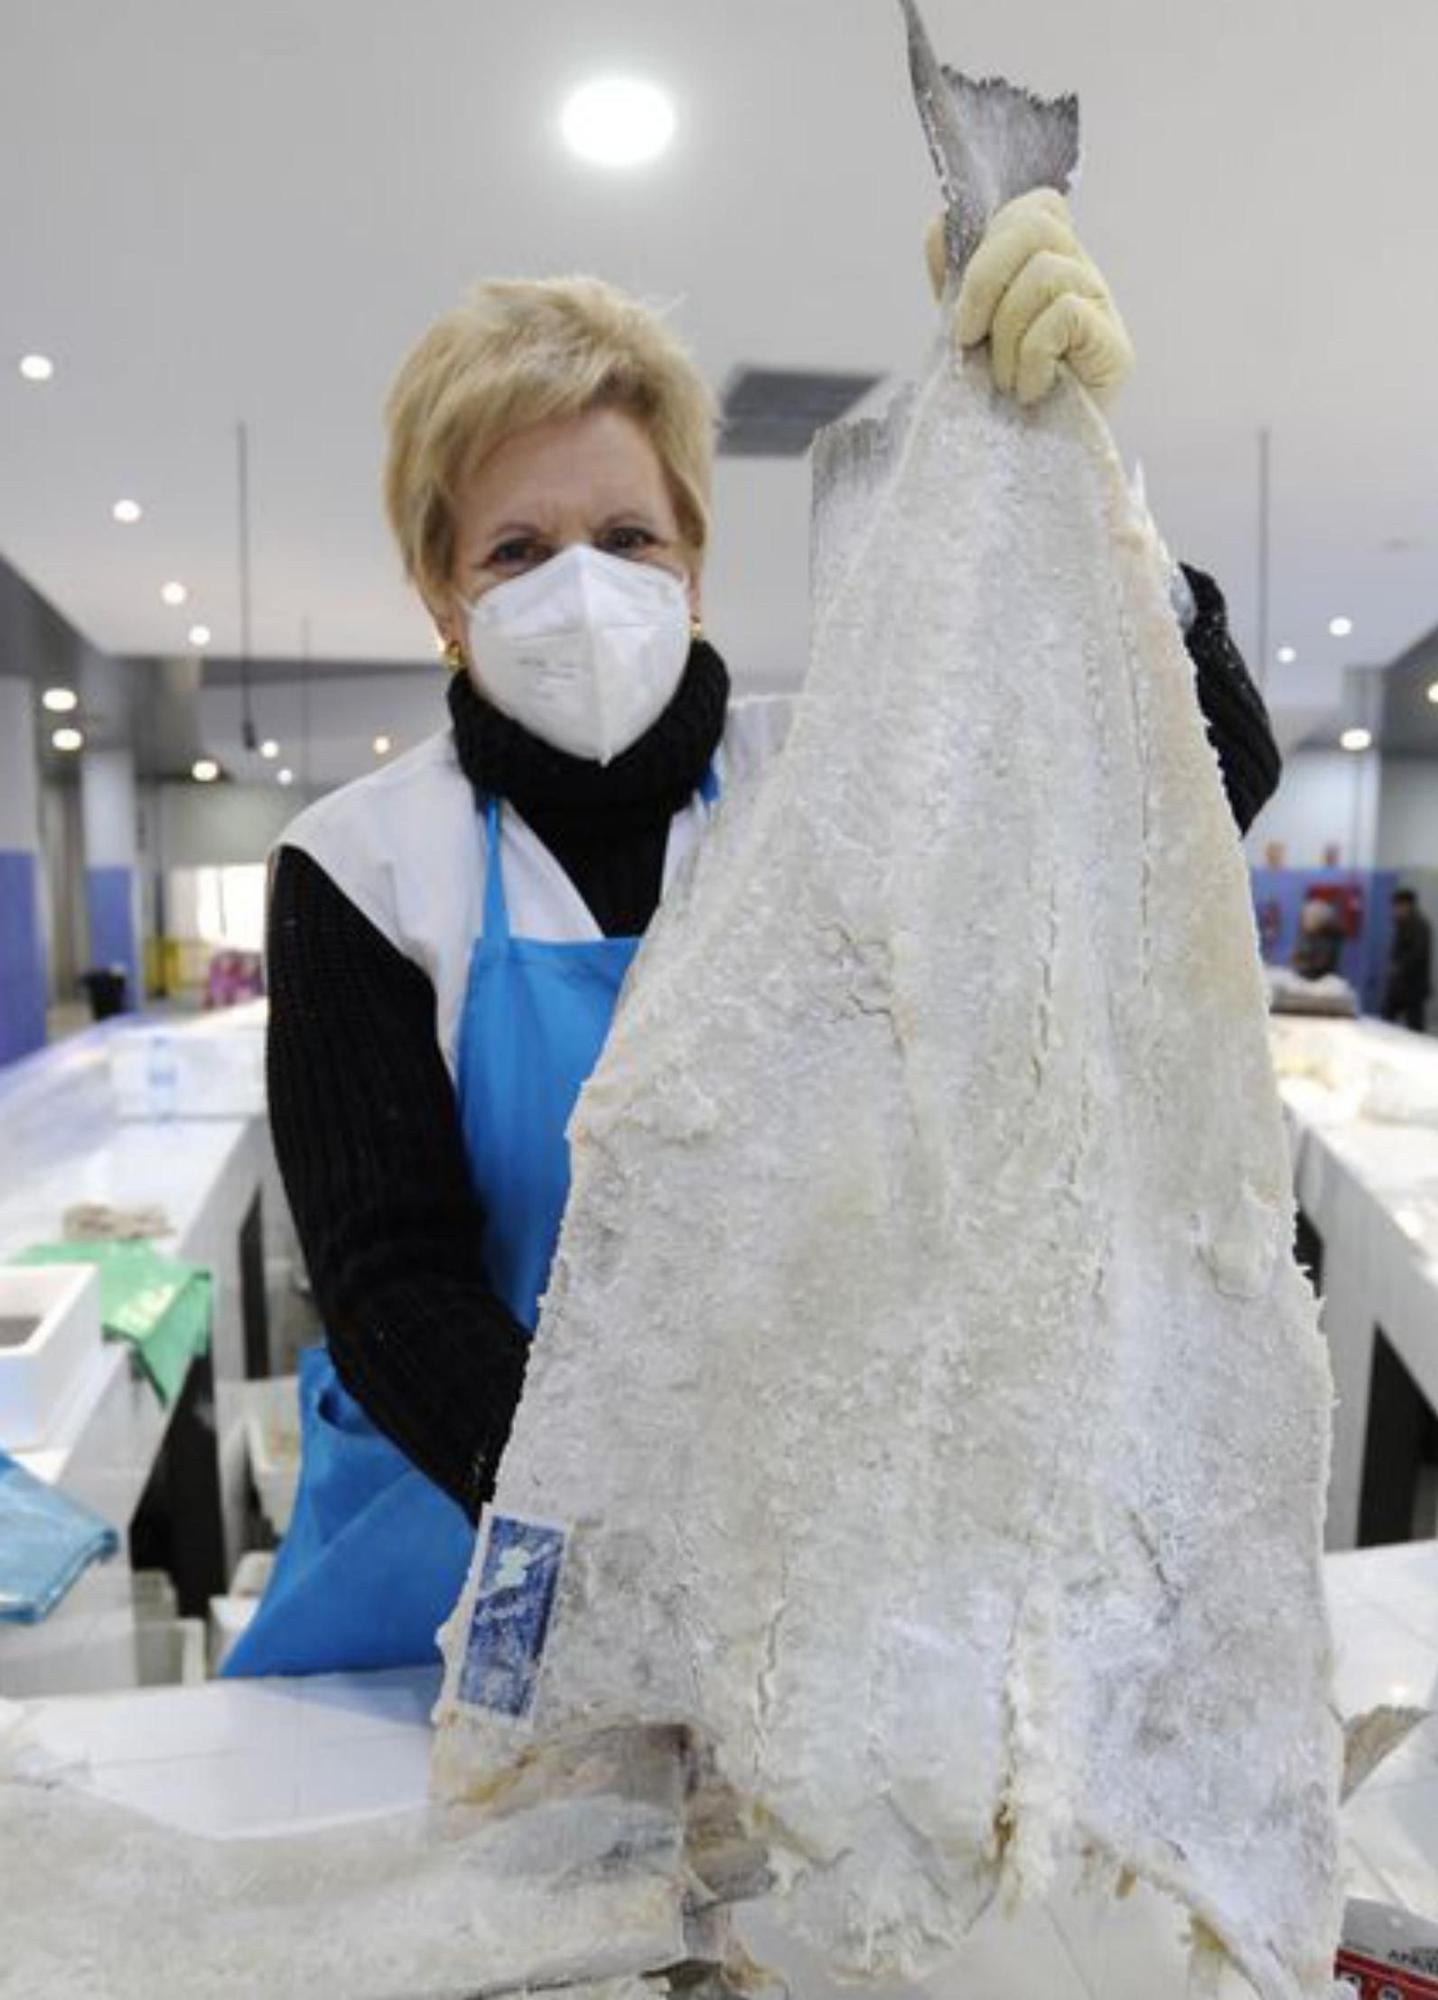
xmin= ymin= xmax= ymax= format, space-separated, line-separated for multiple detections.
xmin=1243 ymin=748 xmax=1438 ymax=873
xmin=1376 ymin=757 xmax=1438 ymax=869
xmin=0 ymin=679 xmax=40 ymax=851
xmin=157 ymin=783 xmax=296 ymax=870
xmin=79 ymin=748 xmax=138 ymax=869
xmin=198 ymin=673 xmax=444 ymax=794
xmin=1245 ymin=749 xmax=1378 ymax=869
xmin=39 ymin=780 xmax=86 ymax=999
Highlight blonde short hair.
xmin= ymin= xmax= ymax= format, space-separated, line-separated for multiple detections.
xmin=383 ymin=276 xmax=716 ymax=609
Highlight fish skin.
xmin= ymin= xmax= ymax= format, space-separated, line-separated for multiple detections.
xmin=433 ymin=316 xmax=1342 ymax=2000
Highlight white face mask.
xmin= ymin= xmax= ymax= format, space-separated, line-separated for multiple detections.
xmin=463 ymin=543 xmax=692 ymax=766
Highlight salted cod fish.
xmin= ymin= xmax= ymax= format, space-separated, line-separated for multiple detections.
xmin=433 ymin=9 xmax=1342 ymax=1994
xmin=0 ymin=1697 xmax=766 ymax=1996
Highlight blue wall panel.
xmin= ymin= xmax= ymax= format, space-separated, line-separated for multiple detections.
xmin=0 ymin=848 xmax=47 ymax=1065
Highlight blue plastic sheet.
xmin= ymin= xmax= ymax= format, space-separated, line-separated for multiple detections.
xmin=0 ymin=1451 xmax=119 ymax=1624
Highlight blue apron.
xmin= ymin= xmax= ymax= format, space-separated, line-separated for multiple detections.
xmin=227 ymin=774 xmax=716 ymax=1677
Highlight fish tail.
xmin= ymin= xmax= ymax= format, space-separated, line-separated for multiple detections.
xmin=898 ymin=0 xmax=1080 ymax=281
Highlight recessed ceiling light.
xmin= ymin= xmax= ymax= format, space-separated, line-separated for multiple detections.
xmin=1275 ymin=645 xmax=1296 ymax=665
xmin=51 ymin=726 xmax=84 ymax=752
xmin=560 ymin=76 xmax=676 ymax=167
xmin=1328 ymin=615 xmax=1353 ymax=638
xmin=192 ymin=757 xmax=220 ymax=783
xmin=260 ymin=738 xmax=279 ymax=759
xmin=373 ymin=734 xmax=392 ymax=756
xmin=1339 ymin=727 xmax=1371 ymax=753
xmin=42 ymin=687 xmax=78 ymax=713
xmin=112 ymin=498 xmax=143 ymax=524
xmin=19 ymin=353 xmax=54 ymax=383
xmin=1427 ymin=681 xmax=1438 ymax=706
xmin=188 ymin=623 xmax=211 ymax=648
xmin=277 ymin=767 xmax=294 ymax=787
xmin=161 ymin=580 xmax=188 ymax=606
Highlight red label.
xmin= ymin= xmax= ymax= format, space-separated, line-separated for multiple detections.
xmin=1336 ymin=1944 xmax=1438 ymax=1998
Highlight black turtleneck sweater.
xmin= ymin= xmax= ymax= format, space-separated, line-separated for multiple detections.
xmin=266 ymin=578 xmax=1279 ymax=1523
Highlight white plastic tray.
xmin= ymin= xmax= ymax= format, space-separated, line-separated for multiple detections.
xmin=0 ymin=1264 xmax=102 ymax=1451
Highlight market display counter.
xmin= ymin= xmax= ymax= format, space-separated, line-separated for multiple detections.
xmin=0 ymin=1006 xmax=281 ymax=1695
xmin=1272 ymin=1017 xmax=1438 ymax=1552
xmin=10 ymin=1542 xmax=1437 ymax=1998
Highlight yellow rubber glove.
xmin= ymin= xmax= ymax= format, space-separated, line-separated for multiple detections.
xmin=925 ymin=190 xmax=1134 ymax=406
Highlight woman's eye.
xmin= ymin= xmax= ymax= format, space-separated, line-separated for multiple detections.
xmin=601 ymin=525 xmax=658 ymax=557
xmin=490 ymin=538 xmax=548 ymax=569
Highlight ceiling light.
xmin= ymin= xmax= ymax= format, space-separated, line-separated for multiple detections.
xmin=112 ymin=498 xmax=142 ymax=524
xmin=19 ymin=353 xmax=54 ymax=382
xmin=260 ymin=738 xmax=279 ymax=759
xmin=1340 ymin=727 xmax=1371 ymax=753
xmin=51 ymin=726 xmax=84 ymax=753
xmin=160 ymin=580 xmax=188 ymax=606
xmin=1328 ymin=615 xmax=1353 ymax=638
xmin=191 ymin=757 xmax=220 ymax=783
xmin=188 ymin=623 xmax=211 ymax=648
xmin=277 ymin=767 xmax=294 ymax=787
xmin=1275 ymin=645 xmax=1296 ymax=665
xmin=373 ymin=734 xmax=392 ymax=756
xmin=42 ymin=687 xmax=78 ymax=713
xmin=1427 ymin=681 xmax=1438 ymax=706
xmin=560 ymin=76 xmax=676 ymax=167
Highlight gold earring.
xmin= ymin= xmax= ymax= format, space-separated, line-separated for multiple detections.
xmin=689 ymin=615 xmax=705 ymax=641
xmin=441 ymin=638 xmax=465 ymax=672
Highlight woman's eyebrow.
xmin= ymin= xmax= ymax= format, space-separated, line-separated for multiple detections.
xmin=484 ymin=519 xmax=545 ymax=542
xmin=596 ymin=508 xmax=660 ymax=530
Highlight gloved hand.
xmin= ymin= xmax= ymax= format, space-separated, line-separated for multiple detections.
xmin=924 ymin=190 xmax=1134 ymax=406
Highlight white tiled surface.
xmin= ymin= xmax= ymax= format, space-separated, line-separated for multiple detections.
xmin=28 ymin=1665 xmax=444 ymax=1839
xmin=16 ymin=1546 xmax=1438 ymax=1996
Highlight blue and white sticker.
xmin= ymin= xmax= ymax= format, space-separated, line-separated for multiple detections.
xmin=458 ymin=1513 xmax=567 ymax=1721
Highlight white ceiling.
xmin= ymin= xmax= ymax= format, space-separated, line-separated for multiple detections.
xmin=2 ymin=0 xmax=1436 ymax=739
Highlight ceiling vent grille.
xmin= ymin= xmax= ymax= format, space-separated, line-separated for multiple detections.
xmin=718 ymin=366 xmax=883 ymax=458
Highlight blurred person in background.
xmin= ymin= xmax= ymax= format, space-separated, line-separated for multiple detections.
xmin=1383 ymin=887 xmax=1432 ymax=1032
xmin=1291 ymin=896 xmax=1346 ymax=983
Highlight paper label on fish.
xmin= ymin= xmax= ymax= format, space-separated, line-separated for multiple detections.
xmin=452 ymin=1513 xmax=568 ymax=1723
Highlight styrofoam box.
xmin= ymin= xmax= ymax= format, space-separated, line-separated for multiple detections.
xmin=207 ymin=1554 xmax=273 ymax=1673
xmin=135 ymin=1616 xmax=206 ymax=1686
xmin=240 ymin=1376 xmax=301 ymax=1535
xmin=207 ymin=1594 xmax=260 ymax=1674
xmin=0 ymin=1263 xmax=103 ymax=1451
xmin=230 ymin=1551 xmax=275 ymax=1598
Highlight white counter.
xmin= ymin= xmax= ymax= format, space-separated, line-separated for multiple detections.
xmin=12 ymin=1543 xmax=1438 ymax=1999
xmin=1272 ymin=1015 xmax=1438 ymax=1550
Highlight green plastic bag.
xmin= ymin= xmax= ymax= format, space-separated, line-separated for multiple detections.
xmin=14 ymin=1243 xmax=211 ymax=1404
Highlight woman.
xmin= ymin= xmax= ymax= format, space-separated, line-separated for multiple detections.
xmin=228 ymin=201 xmax=1280 ymax=1677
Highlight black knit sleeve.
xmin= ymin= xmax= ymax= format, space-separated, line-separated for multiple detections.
xmin=266 ymin=844 xmax=529 ymax=1523
xmin=1179 ymin=564 xmax=1281 ymax=836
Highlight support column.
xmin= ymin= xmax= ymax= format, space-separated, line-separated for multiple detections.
xmin=80 ymin=746 xmax=142 ymax=1010
xmin=0 ymin=678 xmax=46 ymax=1063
